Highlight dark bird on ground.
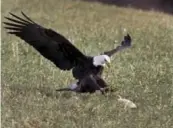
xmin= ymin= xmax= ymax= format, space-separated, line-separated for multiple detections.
xmin=3 ymin=12 xmax=132 ymax=94
xmin=56 ymin=74 xmax=115 ymax=94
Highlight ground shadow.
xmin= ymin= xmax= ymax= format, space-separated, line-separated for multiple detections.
xmin=83 ymin=0 xmax=173 ymax=14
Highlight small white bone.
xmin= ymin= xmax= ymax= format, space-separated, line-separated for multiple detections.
xmin=118 ymin=95 xmax=137 ymax=109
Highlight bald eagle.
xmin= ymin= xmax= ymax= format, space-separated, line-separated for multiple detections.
xmin=3 ymin=12 xmax=131 ymax=94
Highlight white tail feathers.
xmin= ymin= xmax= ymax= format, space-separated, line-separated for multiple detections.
xmin=69 ymin=83 xmax=78 ymax=90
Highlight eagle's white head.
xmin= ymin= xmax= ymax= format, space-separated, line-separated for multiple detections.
xmin=93 ymin=55 xmax=111 ymax=67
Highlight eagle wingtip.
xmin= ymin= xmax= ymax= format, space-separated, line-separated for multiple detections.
xmin=21 ymin=11 xmax=25 ymax=15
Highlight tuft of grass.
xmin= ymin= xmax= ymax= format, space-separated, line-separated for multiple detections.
xmin=2 ymin=0 xmax=173 ymax=128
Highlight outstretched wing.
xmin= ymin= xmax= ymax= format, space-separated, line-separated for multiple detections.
xmin=103 ymin=34 xmax=132 ymax=56
xmin=3 ymin=12 xmax=88 ymax=70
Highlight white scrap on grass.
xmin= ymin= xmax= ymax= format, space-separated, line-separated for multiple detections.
xmin=123 ymin=28 xmax=127 ymax=33
xmin=118 ymin=95 xmax=137 ymax=109
xmin=114 ymin=40 xmax=118 ymax=43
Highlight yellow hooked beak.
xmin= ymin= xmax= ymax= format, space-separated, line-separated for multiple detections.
xmin=106 ymin=61 xmax=111 ymax=68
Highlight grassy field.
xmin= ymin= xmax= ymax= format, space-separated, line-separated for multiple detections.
xmin=1 ymin=0 xmax=173 ymax=127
